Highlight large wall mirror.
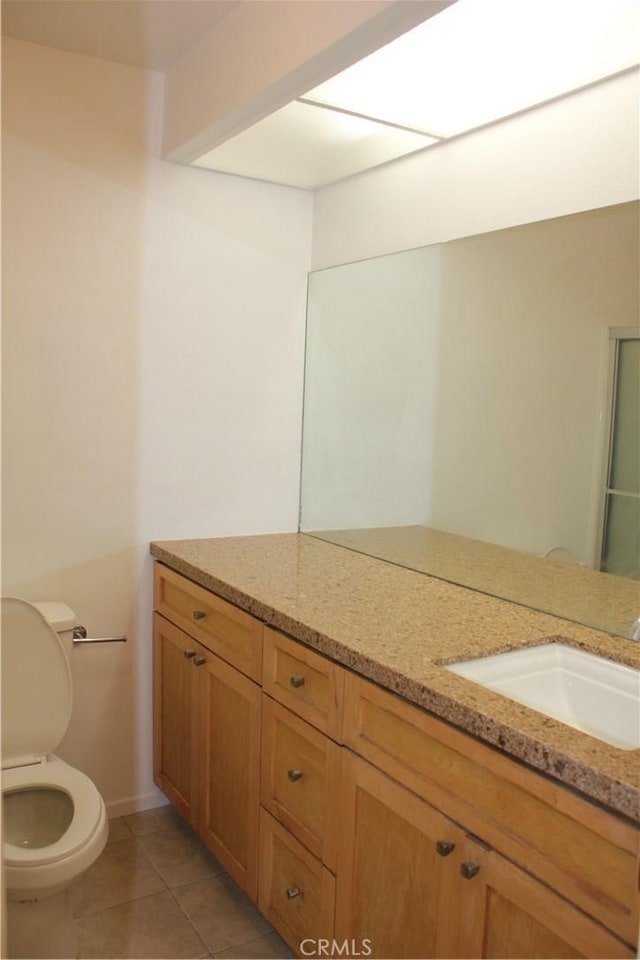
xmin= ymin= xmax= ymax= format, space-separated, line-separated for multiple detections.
xmin=299 ymin=201 xmax=639 ymax=639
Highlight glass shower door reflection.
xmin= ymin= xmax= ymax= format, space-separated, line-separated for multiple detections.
xmin=601 ymin=335 xmax=640 ymax=580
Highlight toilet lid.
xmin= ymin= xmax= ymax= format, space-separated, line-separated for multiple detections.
xmin=1 ymin=597 xmax=72 ymax=766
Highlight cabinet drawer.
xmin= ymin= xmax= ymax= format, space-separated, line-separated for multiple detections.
xmin=344 ymin=672 xmax=640 ymax=946
xmin=261 ymin=695 xmax=340 ymax=872
xmin=263 ymin=628 xmax=343 ymax=739
xmin=259 ymin=808 xmax=335 ymax=956
xmin=154 ymin=564 xmax=262 ymax=682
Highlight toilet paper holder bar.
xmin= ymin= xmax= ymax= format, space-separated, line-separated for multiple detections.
xmin=72 ymin=625 xmax=127 ymax=644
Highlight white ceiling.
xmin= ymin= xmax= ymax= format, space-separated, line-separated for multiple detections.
xmin=194 ymin=99 xmax=437 ymax=189
xmin=4 ymin=0 xmax=637 ymax=191
xmin=303 ymin=0 xmax=640 ymax=138
xmin=1 ymin=0 xmax=235 ymax=71
xmin=197 ymin=0 xmax=640 ymax=188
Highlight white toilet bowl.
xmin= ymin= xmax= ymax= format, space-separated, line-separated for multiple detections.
xmin=3 ymin=755 xmax=107 ymax=900
xmin=1 ymin=597 xmax=108 ymax=959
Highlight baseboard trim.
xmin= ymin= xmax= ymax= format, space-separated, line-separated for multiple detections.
xmin=106 ymin=789 xmax=168 ymax=819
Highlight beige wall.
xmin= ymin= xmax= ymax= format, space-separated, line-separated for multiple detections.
xmin=1 ymin=37 xmax=313 ymax=814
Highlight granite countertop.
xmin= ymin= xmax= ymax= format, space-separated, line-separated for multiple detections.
xmin=150 ymin=533 xmax=640 ymax=822
xmin=310 ymin=525 xmax=639 ymax=640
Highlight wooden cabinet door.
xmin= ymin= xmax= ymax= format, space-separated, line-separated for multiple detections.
xmin=153 ymin=614 xmax=200 ymax=826
xmin=198 ymin=651 xmax=262 ymax=902
xmin=457 ymin=836 xmax=635 ymax=960
xmin=335 ymin=752 xmax=463 ymax=959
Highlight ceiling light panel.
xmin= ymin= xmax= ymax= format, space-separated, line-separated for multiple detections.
xmin=194 ymin=100 xmax=436 ymax=189
xmin=304 ymin=0 xmax=640 ymax=138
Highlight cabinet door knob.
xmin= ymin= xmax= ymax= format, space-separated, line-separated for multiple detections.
xmin=461 ymin=861 xmax=481 ymax=880
xmin=193 ymin=656 xmax=206 ymax=666
xmin=192 ymin=610 xmax=206 ymax=620
xmin=286 ymin=886 xmax=301 ymax=899
xmin=289 ymin=675 xmax=305 ymax=688
xmin=184 ymin=649 xmax=196 ymax=659
xmin=287 ymin=769 xmax=303 ymax=782
xmin=436 ymin=840 xmax=455 ymax=857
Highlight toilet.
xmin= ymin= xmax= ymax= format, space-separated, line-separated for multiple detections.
xmin=1 ymin=597 xmax=108 ymax=960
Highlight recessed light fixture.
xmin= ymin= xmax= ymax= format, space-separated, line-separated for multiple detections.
xmin=193 ymin=100 xmax=437 ymax=189
xmin=304 ymin=0 xmax=639 ymax=138
xmin=194 ymin=0 xmax=639 ymax=188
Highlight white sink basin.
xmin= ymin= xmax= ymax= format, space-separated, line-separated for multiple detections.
xmin=446 ymin=643 xmax=640 ymax=750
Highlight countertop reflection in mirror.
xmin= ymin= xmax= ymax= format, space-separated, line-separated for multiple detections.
xmin=299 ymin=202 xmax=639 ymax=639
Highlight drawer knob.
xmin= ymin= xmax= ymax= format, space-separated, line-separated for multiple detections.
xmin=287 ymin=769 xmax=303 ymax=782
xmin=192 ymin=610 xmax=206 ymax=620
xmin=184 ymin=649 xmax=196 ymax=659
xmin=436 ymin=840 xmax=455 ymax=857
xmin=461 ymin=861 xmax=481 ymax=880
xmin=286 ymin=886 xmax=301 ymax=900
xmin=193 ymin=656 xmax=206 ymax=667
xmin=289 ymin=675 xmax=305 ymax=688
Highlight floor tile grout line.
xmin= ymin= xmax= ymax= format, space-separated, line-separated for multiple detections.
xmin=166 ymin=884 xmax=210 ymax=958
xmin=71 ymin=877 xmax=171 ymax=923
xmin=97 ymin=814 xmax=289 ymax=959
xmin=128 ymin=831 xmax=173 ymax=891
xmin=74 ymin=884 xmax=216 ymax=960
xmin=165 ymin=865 xmax=227 ymax=895
xmin=166 ymin=873 xmax=281 ymax=957
xmin=73 ymin=889 xmax=212 ymax=960
xmin=109 ymin=830 xmax=174 ymax=900
xmin=217 ymin=929 xmax=283 ymax=953
xmin=74 ymin=885 xmax=181 ymax=922
xmin=125 ymin=817 xmax=212 ymax=896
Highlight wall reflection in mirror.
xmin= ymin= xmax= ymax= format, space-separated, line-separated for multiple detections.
xmin=299 ymin=202 xmax=639 ymax=640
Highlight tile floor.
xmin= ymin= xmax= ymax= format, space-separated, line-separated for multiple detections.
xmin=70 ymin=804 xmax=294 ymax=960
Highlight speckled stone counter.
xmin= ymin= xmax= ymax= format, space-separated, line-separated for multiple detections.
xmin=309 ymin=525 xmax=639 ymax=640
xmin=150 ymin=533 xmax=640 ymax=822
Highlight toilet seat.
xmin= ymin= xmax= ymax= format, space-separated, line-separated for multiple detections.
xmin=1 ymin=597 xmax=108 ymax=922
xmin=2 ymin=598 xmax=105 ymax=871
xmin=1 ymin=597 xmax=72 ymax=766
xmin=2 ymin=756 xmax=105 ymax=867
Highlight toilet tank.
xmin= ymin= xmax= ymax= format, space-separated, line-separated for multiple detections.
xmin=32 ymin=601 xmax=77 ymax=659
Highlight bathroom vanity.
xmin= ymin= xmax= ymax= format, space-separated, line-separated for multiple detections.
xmin=150 ymin=534 xmax=640 ymax=960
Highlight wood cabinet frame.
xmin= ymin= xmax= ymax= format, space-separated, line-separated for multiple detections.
xmin=153 ymin=611 xmax=261 ymax=900
xmin=153 ymin=563 xmax=640 ymax=958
